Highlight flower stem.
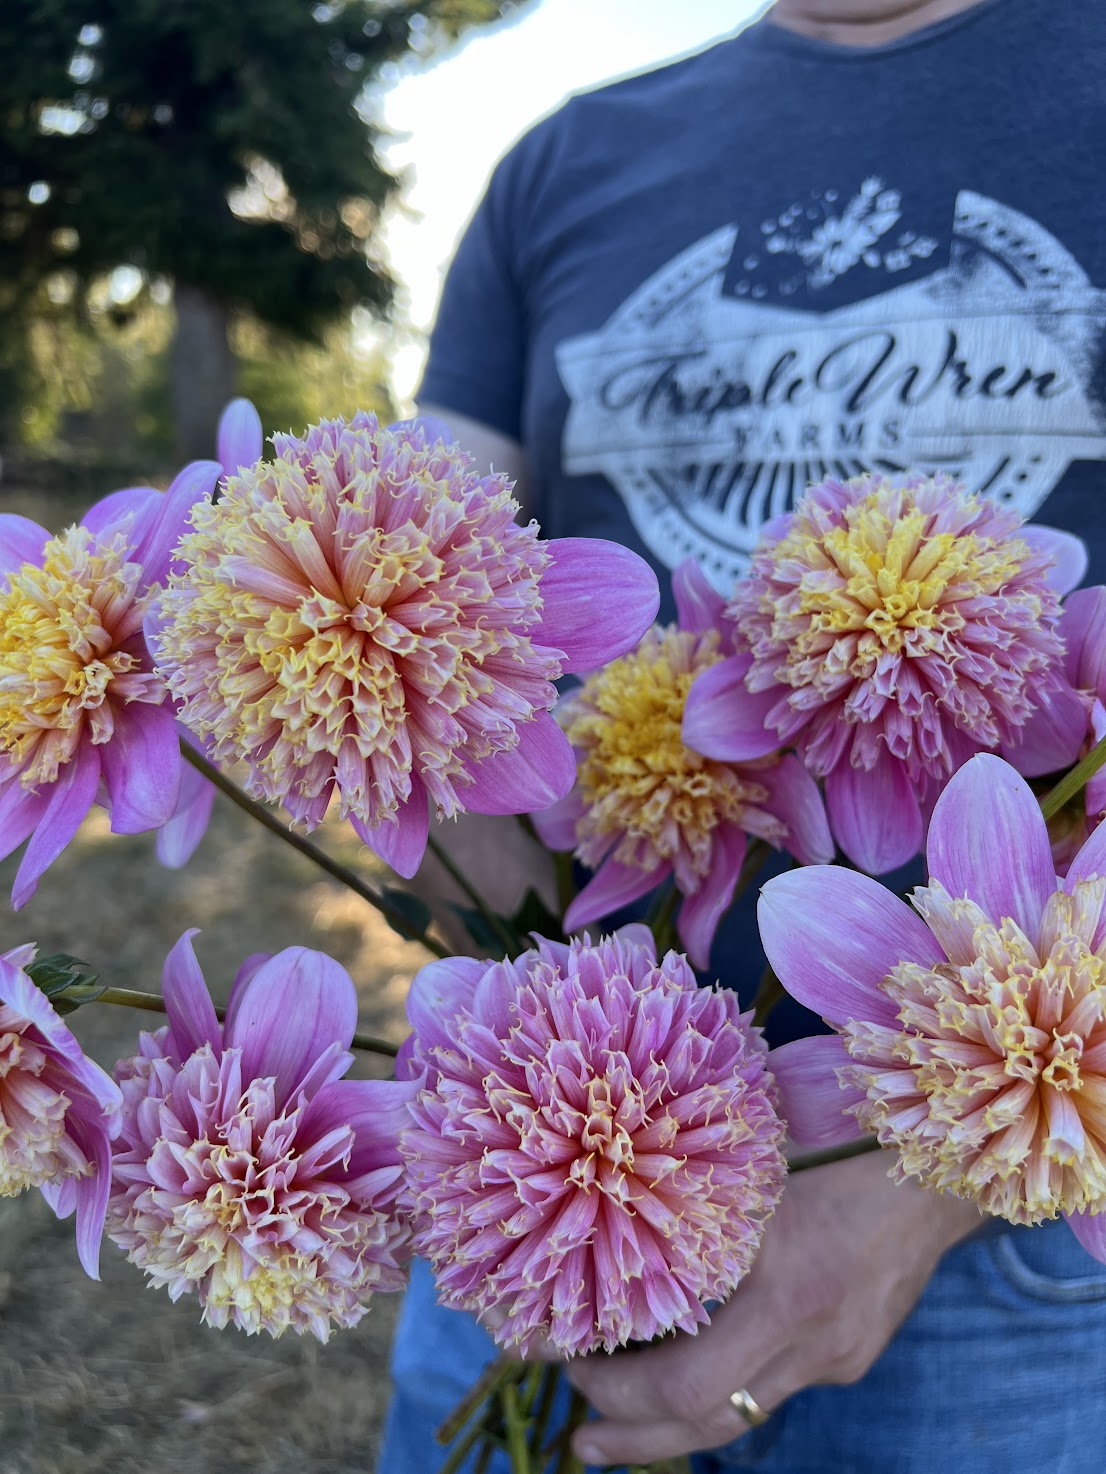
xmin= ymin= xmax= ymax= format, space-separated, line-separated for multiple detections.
xmin=96 ymin=986 xmax=399 ymax=1059
xmin=646 ymin=880 xmax=681 ymax=955
xmin=500 ymin=1378 xmax=532 ymax=1474
xmin=733 ymin=838 xmax=771 ymax=903
xmin=426 ymin=832 xmax=522 ymax=958
xmin=787 ymin=1135 xmax=882 ymax=1174
xmin=751 ymin=963 xmax=784 ymax=1029
xmin=1039 ymin=731 xmax=1106 ymax=821
xmin=181 ymin=742 xmax=451 ymax=960
xmin=437 ymin=1355 xmax=519 ymax=1447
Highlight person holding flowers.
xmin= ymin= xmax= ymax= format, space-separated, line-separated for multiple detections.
xmin=378 ymin=0 xmax=1106 ymax=1469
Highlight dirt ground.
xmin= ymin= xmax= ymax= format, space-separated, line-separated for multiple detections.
xmin=0 ymin=484 xmax=431 ymax=1474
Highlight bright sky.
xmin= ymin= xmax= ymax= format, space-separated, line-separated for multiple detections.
xmin=376 ymin=0 xmax=767 ymax=402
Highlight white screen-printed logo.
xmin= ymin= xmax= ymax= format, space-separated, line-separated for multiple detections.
xmin=556 ymin=186 xmax=1106 ymax=591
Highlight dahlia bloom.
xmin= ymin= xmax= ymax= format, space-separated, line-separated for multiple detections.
xmin=684 ymin=473 xmax=1088 ymax=874
xmin=534 ymin=560 xmax=832 ymax=968
xmin=1046 ymin=586 xmax=1106 ymax=871
xmin=107 ymin=932 xmax=417 ymax=1339
xmin=398 ymin=928 xmax=787 ymax=1356
xmin=151 ymin=413 xmax=659 ymax=878
xmin=0 ymin=944 xmax=122 ymax=1278
xmin=156 ymin=399 xmax=265 ymax=870
xmin=0 ymin=460 xmax=220 ymax=906
xmin=760 ymin=754 xmax=1106 ymax=1263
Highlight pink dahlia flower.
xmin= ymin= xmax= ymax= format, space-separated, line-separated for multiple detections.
xmin=760 ymin=754 xmax=1106 ymax=1263
xmin=683 ymin=473 xmax=1088 ymax=875
xmin=398 ymin=928 xmax=787 ymax=1356
xmin=151 ymin=413 xmax=659 ymax=879
xmin=0 ymin=461 xmax=219 ymax=906
xmin=534 ymin=560 xmax=832 ymax=969
xmin=156 ymin=399 xmax=265 ymax=871
xmin=0 ymin=944 xmax=122 ymax=1278
xmin=107 ymin=932 xmax=417 ymax=1339
xmin=1046 ymin=586 xmax=1106 ymax=871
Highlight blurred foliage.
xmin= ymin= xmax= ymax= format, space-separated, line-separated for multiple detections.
xmin=0 ymin=0 xmax=518 ymax=455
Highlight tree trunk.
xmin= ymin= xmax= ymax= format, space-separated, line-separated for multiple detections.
xmin=169 ymin=282 xmax=236 ymax=463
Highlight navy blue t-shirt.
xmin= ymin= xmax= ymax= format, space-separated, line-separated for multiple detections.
xmin=420 ymin=0 xmax=1106 ymax=1040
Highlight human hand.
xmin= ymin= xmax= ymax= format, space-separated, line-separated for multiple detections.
xmin=563 ymin=1149 xmax=982 ymax=1467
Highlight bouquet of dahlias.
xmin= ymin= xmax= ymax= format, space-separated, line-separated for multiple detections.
xmin=3 ymin=402 xmax=1105 ymax=1474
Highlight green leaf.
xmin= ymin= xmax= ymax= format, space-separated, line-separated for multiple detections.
xmin=447 ymin=904 xmax=506 ymax=955
xmin=379 ymin=886 xmax=433 ymax=944
xmin=509 ymin=888 xmax=565 ymax=946
xmin=25 ymin=953 xmax=106 ymax=1014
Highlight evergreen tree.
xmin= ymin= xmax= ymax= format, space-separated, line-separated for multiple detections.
xmin=0 ymin=0 xmax=515 ymax=454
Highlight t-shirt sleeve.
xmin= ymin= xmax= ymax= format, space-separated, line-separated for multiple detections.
xmin=418 ymin=153 xmax=528 ymax=440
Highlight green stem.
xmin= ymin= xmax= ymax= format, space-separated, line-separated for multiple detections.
xmin=787 ymin=1135 xmax=882 ymax=1174
xmin=732 ymin=837 xmax=771 ymax=904
xmin=500 ymin=1378 xmax=532 ymax=1474
xmin=181 ymin=742 xmax=451 ymax=961
xmin=528 ymin=1365 xmax=561 ymax=1463
xmin=553 ymin=850 xmax=577 ymax=920
xmin=97 ymin=986 xmax=399 ymax=1059
xmin=646 ymin=880 xmax=681 ymax=955
xmin=1039 ymin=731 xmax=1106 ymax=821
xmin=437 ymin=1356 xmax=518 ymax=1446
xmin=427 ymin=832 xmax=522 ymax=958
xmin=436 ymin=1415 xmax=490 ymax=1474
xmin=750 ymin=963 xmax=785 ymax=1029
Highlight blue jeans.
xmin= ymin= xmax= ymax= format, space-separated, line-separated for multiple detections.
xmin=378 ymin=1220 xmax=1106 ymax=1473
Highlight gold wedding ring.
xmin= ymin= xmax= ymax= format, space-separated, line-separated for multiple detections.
xmin=729 ymin=1387 xmax=769 ymax=1427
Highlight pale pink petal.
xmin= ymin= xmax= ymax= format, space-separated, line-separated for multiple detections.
xmin=536 ymin=538 xmax=660 ymax=671
xmin=0 ymin=779 xmax=49 ymax=864
xmin=225 ymin=947 xmax=359 ymax=1107
xmin=135 ymin=460 xmax=222 ymax=588
xmin=156 ymin=759 xmax=215 ymax=869
xmin=351 ymin=781 xmax=429 ymax=879
xmin=0 ymin=514 xmax=51 ymax=578
xmin=927 ymin=754 xmax=1054 ymax=935
xmin=0 ymin=955 xmax=122 ymax=1114
xmin=102 ymin=701 xmax=182 ymax=834
xmin=12 ymin=745 xmax=101 ymax=909
xmin=81 ymin=487 xmax=159 ymax=544
xmin=564 ymin=855 xmax=667 ymax=934
xmin=1060 ymin=586 xmax=1106 ymax=696
xmin=678 ymin=824 xmax=747 ymax=969
xmin=758 ymin=867 xmax=943 ymax=1027
xmin=462 ymin=713 xmax=576 ymax=816
xmin=302 ymin=1077 xmax=419 ymax=1175
xmin=760 ymin=755 xmax=834 ymax=866
xmin=672 ymin=558 xmax=726 ymax=634
xmin=161 ymin=929 xmax=222 ymax=1059
xmin=388 ymin=413 xmax=455 ymax=448
xmin=217 ymin=398 xmax=263 ymax=475
xmin=406 ymin=957 xmax=487 ymax=1059
xmin=1000 ymin=680 xmax=1088 ymax=778
xmin=681 ymin=654 xmax=781 ymax=762
xmin=825 ymin=751 xmax=923 ymax=875
xmin=1021 ymin=526 xmax=1089 ymax=596
xmin=73 ymin=1122 xmax=113 ymax=1279
xmin=223 ymin=952 xmax=274 ymax=1038
xmin=530 ymin=786 xmax=586 ymax=852
xmin=1064 ymin=1209 xmax=1106 ymax=1264
xmin=769 ymin=1035 xmax=866 ymax=1150
xmin=40 ymin=1177 xmax=79 ymax=1219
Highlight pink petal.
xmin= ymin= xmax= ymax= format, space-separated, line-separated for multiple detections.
xmin=760 ymin=754 xmax=834 ymax=866
xmin=0 ymin=514 xmax=50 ymax=579
xmin=351 ymin=781 xmax=429 ymax=879
xmin=825 ymin=751 xmax=923 ymax=875
xmin=529 ymin=785 xmax=586 ymax=852
xmin=161 ymin=929 xmax=222 ymax=1060
xmin=302 ymin=1077 xmax=419 ymax=1175
xmin=81 ymin=487 xmax=159 ymax=544
xmin=12 ymin=744 xmax=101 ymax=909
xmin=388 ymin=413 xmax=455 ymax=448
xmin=101 ymin=701 xmax=182 ymax=834
xmin=156 ymin=759 xmax=215 ymax=869
xmin=564 ymin=855 xmax=666 ymax=934
xmin=72 ymin=1122 xmax=113 ymax=1280
xmin=134 ymin=459 xmax=222 ymax=589
xmin=217 ymin=398 xmax=263 ymax=475
xmin=677 ymin=824 xmax=747 ymax=969
xmin=1000 ymin=680 xmax=1088 ymax=778
xmin=1060 ymin=586 xmax=1106 ymax=696
xmin=0 ymin=953 xmax=122 ymax=1115
xmin=758 ymin=866 xmax=943 ymax=1028
xmin=681 ymin=654 xmax=782 ymax=762
xmin=224 ymin=947 xmax=359 ymax=1107
xmin=462 ymin=712 xmax=576 ymax=816
xmin=671 ymin=558 xmax=726 ymax=634
xmin=769 ymin=1036 xmax=866 ymax=1150
xmin=1021 ymin=526 xmax=1089 ymax=596
xmin=927 ymin=754 xmax=1054 ymax=935
xmin=0 ymin=778 xmax=49 ymax=864
xmin=223 ymin=952 xmax=275 ymax=1038
xmin=536 ymin=538 xmax=660 ymax=672
xmin=406 ymin=956 xmax=487 ymax=1057
xmin=40 ymin=1177 xmax=78 ymax=1219
xmin=1064 ymin=1209 xmax=1106 ymax=1264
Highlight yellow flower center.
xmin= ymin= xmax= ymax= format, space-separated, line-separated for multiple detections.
xmin=564 ymin=627 xmax=783 ymax=883
xmin=0 ymin=526 xmax=158 ymax=787
xmin=775 ymin=488 xmax=1031 ymax=669
xmin=845 ymin=881 xmax=1106 ymax=1224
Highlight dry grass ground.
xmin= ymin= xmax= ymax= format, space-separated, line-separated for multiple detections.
xmin=0 ymin=483 xmax=429 ymax=1474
